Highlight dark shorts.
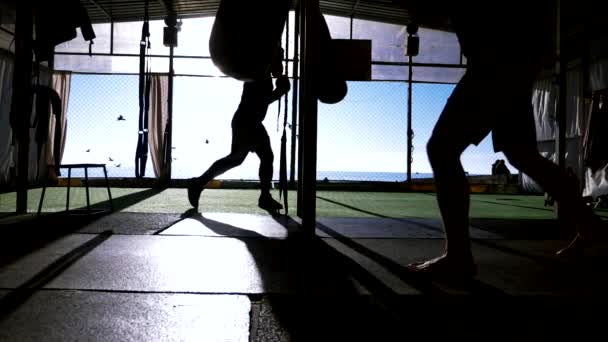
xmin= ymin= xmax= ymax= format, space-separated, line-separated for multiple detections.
xmin=231 ymin=121 xmax=271 ymax=155
xmin=433 ymin=62 xmax=538 ymax=153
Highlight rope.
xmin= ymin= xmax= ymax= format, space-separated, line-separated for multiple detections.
xmin=135 ymin=0 xmax=151 ymax=178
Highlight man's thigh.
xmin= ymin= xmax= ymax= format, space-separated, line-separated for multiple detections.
xmin=430 ymin=74 xmax=493 ymax=149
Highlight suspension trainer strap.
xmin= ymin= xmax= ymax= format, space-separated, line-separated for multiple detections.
xmin=142 ymin=62 xmax=151 ymax=177
xmin=135 ymin=0 xmax=150 ymax=178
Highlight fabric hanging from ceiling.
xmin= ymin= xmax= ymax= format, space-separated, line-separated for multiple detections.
xmin=46 ymin=71 xmax=71 ymax=179
xmin=0 ymin=52 xmax=14 ymax=186
xmin=531 ymin=78 xmax=557 ymax=142
xmin=531 ymin=69 xmax=584 ymax=142
xmin=582 ymin=88 xmax=608 ymax=199
xmin=29 ymin=68 xmax=52 ymax=183
xmin=582 ymin=59 xmax=608 ymax=198
xmin=589 ymin=59 xmax=608 ymax=92
xmin=520 ymin=68 xmax=586 ymax=193
xmin=0 ymin=52 xmax=55 ymax=186
xmin=148 ymin=74 xmax=169 ymax=178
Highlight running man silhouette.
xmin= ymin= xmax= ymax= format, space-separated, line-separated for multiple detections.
xmin=187 ymin=45 xmax=290 ymax=212
xmin=401 ymin=1 xmax=605 ymax=279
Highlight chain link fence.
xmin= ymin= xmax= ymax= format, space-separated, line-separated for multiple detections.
xmin=61 ymin=74 xmax=152 ymax=178
xmin=61 ymin=73 xmax=511 ymax=182
xmin=56 ymin=14 xmax=513 ymax=183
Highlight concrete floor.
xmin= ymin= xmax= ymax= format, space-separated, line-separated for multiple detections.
xmin=0 ymin=211 xmax=607 ymax=341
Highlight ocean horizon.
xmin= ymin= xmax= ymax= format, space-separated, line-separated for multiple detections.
xmin=61 ymin=167 xmax=439 ymax=182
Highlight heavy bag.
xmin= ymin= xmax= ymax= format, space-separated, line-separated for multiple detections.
xmin=310 ymin=7 xmax=347 ymax=104
xmin=210 ymin=0 xmax=292 ymax=82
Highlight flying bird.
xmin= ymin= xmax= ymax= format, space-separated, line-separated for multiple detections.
xmin=108 ymin=157 xmax=114 ymax=162
xmin=205 ymin=139 xmax=209 ymax=144
xmin=114 ymin=163 xmax=121 ymax=167
xmin=117 ymin=115 xmax=126 ymax=121
xmin=85 ymin=149 xmax=90 ymax=152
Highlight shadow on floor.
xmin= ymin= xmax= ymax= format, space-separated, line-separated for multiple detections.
xmin=317 ymin=195 xmax=577 ymax=269
xmin=0 ymin=230 xmax=113 ymax=318
xmin=178 ymin=210 xmax=595 ymax=340
xmin=181 ymin=209 xmax=412 ymax=339
xmin=0 ymin=188 xmax=162 ymax=268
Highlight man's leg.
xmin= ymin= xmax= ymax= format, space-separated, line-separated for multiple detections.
xmin=254 ymin=126 xmax=283 ymax=211
xmin=408 ymin=77 xmax=481 ymax=277
xmin=503 ymin=146 xmax=605 ymax=255
xmin=410 ymin=126 xmax=476 ymax=275
xmin=188 ymin=147 xmax=248 ymax=208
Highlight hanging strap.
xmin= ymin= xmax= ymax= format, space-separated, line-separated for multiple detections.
xmin=135 ymin=0 xmax=151 ymax=178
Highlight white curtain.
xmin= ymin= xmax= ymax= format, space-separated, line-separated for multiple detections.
xmin=29 ymin=68 xmax=52 ymax=182
xmin=522 ymin=68 xmax=586 ymax=193
xmin=0 ymin=53 xmax=14 ymax=186
xmin=590 ymin=59 xmax=608 ymax=92
xmin=531 ymin=78 xmax=557 ymax=142
xmin=46 ymin=71 xmax=71 ymax=178
xmin=148 ymin=74 xmax=169 ymax=178
xmin=582 ymin=85 xmax=608 ymax=199
xmin=583 ymin=166 xmax=608 ymax=199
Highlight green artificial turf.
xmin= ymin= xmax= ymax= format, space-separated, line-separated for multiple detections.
xmin=2 ymin=187 xmax=606 ymax=220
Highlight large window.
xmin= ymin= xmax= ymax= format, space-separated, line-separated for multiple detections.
xmin=171 ymin=76 xmax=291 ymax=180
xmin=62 ymin=74 xmax=153 ymax=178
xmin=57 ymin=13 xmax=515 ymax=181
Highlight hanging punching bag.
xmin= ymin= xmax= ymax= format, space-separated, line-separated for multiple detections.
xmin=310 ymin=7 xmax=347 ymax=104
xmin=210 ymin=0 xmax=292 ymax=81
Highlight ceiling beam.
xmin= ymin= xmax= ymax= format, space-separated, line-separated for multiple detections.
xmin=156 ymin=0 xmax=173 ymax=15
xmin=88 ymin=0 xmax=112 ymax=21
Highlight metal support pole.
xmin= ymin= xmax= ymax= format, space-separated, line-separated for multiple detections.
xmin=300 ymin=0 xmax=319 ymax=234
xmin=296 ymin=0 xmax=305 ymax=217
xmin=407 ymin=55 xmax=413 ymax=183
xmin=290 ymin=5 xmax=300 ymax=187
xmin=110 ymin=21 xmax=114 ymax=54
xmin=555 ymin=0 xmax=567 ymax=220
xmin=12 ymin=2 xmax=33 ymax=213
xmin=166 ymin=44 xmax=174 ymax=182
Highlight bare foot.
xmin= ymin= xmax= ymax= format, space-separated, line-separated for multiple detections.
xmin=406 ymin=254 xmax=477 ymax=280
xmin=556 ymin=233 xmax=585 ymax=258
xmin=556 ymin=230 xmax=607 ymax=258
xmin=557 ymin=212 xmax=606 ymax=257
xmin=258 ymin=194 xmax=283 ymax=215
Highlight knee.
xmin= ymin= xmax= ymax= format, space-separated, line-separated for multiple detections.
xmin=258 ymin=149 xmax=273 ymax=163
xmin=502 ymin=147 xmax=537 ymax=171
xmin=427 ymin=135 xmax=461 ymax=166
xmin=228 ymin=152 xmax=248 ymax=165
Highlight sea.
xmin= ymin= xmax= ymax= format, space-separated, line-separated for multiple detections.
xmin=62 ymin=166 xmax=434 ymax=182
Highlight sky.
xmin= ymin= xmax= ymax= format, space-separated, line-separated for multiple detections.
xmin=58 ymin=14 xmax=514 ymax=180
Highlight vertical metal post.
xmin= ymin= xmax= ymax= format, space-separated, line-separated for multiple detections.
xmin=555 ymin=0 xmax=567 ymax=219
xmin=407 ymin=55 xmax=413 ymax=183
xmin=110 ymin=21 xmax=114 ymax=54
xmin=166 ymin=44 xmax=174 ymax=182
xmin=12 ymin=2 xmax=33 ymax=213
xmin=66 ymin=167 xmax=71 ymax=211
xmin=300 ymin=0 xmax=319 ymax=234
xmin=84 ymin=167 xmax=90 ymax=212
xmin=290 ymin=5 xmax=300 ymax=187
xmin=296 ymin=0 xmax=305 ymax=217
